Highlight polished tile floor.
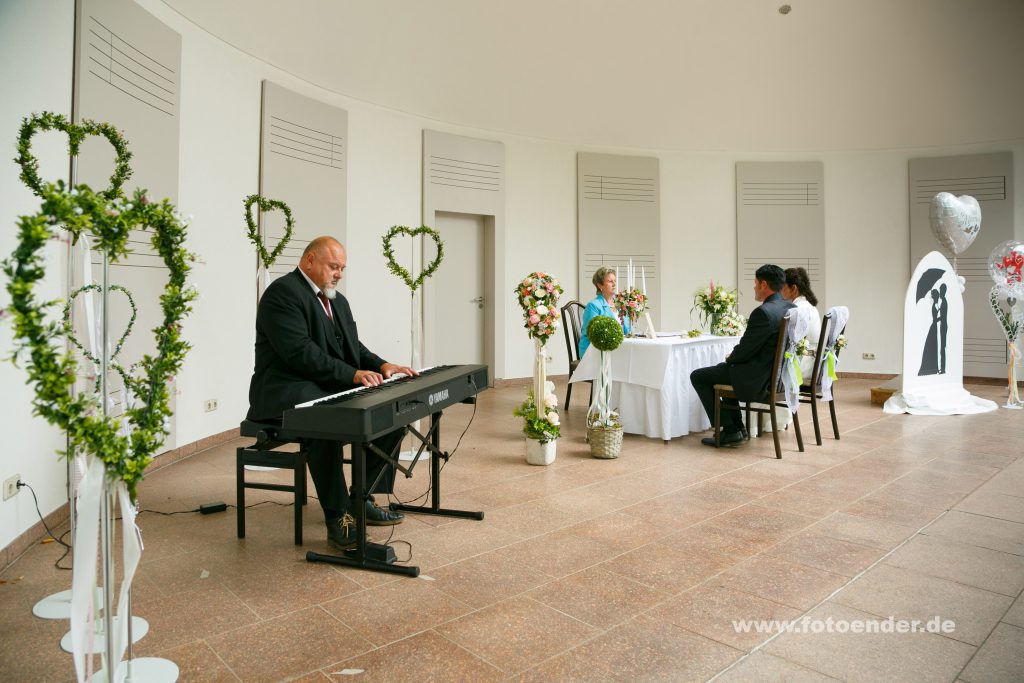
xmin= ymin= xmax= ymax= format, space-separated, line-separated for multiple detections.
xmin=2 ymin=379 xmax=1023 ymax=682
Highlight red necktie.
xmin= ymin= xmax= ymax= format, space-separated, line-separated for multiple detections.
xmin=317 ymin=291 xmax=333 ymax=321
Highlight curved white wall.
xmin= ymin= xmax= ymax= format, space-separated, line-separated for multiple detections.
xmin=2 ymin=0 xmax=1022 ymax=550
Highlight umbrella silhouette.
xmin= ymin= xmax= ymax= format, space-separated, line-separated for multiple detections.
xmin=915 ymin=268 xmax=945 ymax=302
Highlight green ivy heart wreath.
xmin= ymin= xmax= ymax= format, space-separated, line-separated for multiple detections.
xmin=62 ymin=284 xmax=139 ymax=392
xmin=382 ymin=225 xmax=445 ymax=292
xmin=244 ymin=194 xmax=294 ymax=269
xmin=16 ymin=111 xmax=132 ymax=200
xmin=4 ymin=113 xmax=196 ymax=499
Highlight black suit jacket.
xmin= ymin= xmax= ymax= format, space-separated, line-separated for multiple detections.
xmin=247 ymin=268 xmax=386 ymax=420
xmin=727 ymin=292 xmax=796 ymax=402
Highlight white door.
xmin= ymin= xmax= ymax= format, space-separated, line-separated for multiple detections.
xmin=428 ymin=211 xmax=486 ymax=366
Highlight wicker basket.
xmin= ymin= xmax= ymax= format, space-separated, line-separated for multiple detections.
xmin=588 ymin=425 xmax=623 ymax=459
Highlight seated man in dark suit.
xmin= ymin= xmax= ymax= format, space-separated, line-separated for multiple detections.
xmin=247 ymin=236 xmax=416 ymax=549
xmin=690 ymin=264 xmax=795 ymax=447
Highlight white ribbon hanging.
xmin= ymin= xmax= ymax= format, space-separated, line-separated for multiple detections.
xmin=70 ymin=458 xmax=105 ymax=683
xmin=111 ymin=482 xmax=143 ymax=683
xmin=69 ymin=235 xmax=144 ymax=682
xmin=820 ymin=306 xmax=850 ymax=402
xmin=256 ymin=263 xmax=270 ymax=300
xmin=534 ymin=340 xmax=546 ymax=419
xmin=781 ymin=312 xmax=810 ymax=413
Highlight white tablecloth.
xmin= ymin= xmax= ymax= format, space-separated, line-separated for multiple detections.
xmin=570 ymin=335 xmax=740 ymax=440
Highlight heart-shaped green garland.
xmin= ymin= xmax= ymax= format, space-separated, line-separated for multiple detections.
xmin=16 ymin=110 xmax=132 ymax=200
xmin=244 ymin=194 xmax=294 ymax=269
xmin=62 ymin=284 xmax=138 ymax=391
xmin=4 ymin=112 xmax=196 ymax=499
xmin=382 ymin=225 xmax=444 ymax=292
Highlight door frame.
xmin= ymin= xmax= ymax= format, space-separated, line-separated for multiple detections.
xmin=422 ymin=210 xmax=496 ymax=382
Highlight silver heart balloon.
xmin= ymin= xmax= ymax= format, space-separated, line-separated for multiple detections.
xmin=930 ymin=192 xmax=981 ymax=256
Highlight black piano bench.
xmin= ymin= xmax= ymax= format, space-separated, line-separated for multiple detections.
xmin=237 ymin=419 xmax=308 ymax=545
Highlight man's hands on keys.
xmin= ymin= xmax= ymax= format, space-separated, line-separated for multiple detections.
xmin=353 ymin=370 xmax=385 ymax=387
xmin=380 ymin=363 xmax=420 ymax=380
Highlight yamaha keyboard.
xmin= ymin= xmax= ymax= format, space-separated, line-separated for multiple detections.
xmin=282 ymin=364 xmax=488 ymax=442
xmin=290 ymin=363 xmax=489 ymax=577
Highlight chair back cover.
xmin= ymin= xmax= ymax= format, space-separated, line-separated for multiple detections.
xmin=819 ymin=306 xmax=849 ymax=401
xmin=780 ymin=311 xmax=808 ymax=411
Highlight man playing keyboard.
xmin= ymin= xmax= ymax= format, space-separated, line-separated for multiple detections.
xmin=247 ymin=236 xmax=416 ymax=550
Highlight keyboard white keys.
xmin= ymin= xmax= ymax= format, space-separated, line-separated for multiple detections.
xmin=294 ymin=366 xmax=436 ymax=408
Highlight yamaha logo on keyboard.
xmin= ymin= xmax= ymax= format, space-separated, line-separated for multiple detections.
xmin=427 ymin=388 xmax=449 ymax=407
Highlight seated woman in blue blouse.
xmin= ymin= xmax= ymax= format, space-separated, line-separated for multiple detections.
xmin=579 ymin=266 xmax=630 ymax=357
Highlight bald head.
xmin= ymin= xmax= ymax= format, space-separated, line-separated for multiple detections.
xmin=300 ymin=235 xmax=347 ymax=298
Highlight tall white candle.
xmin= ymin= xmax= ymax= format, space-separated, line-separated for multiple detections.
xmin=642 ymin=266 xmax=647 ymax=294
xmin=629 ymin=258 xmax=634 ymax=290
xmin=615 ymin=265 xmax=619 ymax=289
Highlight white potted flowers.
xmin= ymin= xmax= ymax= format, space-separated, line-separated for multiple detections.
xmin=513 ymin=380 xmax=560 ymax=465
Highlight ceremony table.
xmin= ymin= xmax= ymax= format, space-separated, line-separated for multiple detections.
xmin=570 ymin=335 xmax=740 ymax=441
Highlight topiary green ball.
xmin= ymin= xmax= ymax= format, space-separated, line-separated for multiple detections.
xmin=588 ymin=315 xmax=624 ymax=352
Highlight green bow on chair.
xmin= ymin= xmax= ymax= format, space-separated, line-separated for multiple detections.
xmin=824 ymin=348 xmax=839 ymax=382
xmin=784 ymin=351 xmax=803 ymax=387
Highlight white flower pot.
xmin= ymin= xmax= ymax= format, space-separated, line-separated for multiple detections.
xmin=525 ymin=438 xmax=557 ymax=466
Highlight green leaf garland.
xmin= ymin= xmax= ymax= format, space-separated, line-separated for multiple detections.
xmin=62 ymin=283 xmax=139 ymax=392
xmin=16 ymin=111 xmax=132 ymax=200
xmin=4 ymin=112 xmax=196 ymax=499
xmin=382 ymin=225 xmax=444 ymax=292
xmin=243 ymin=194 xmax=294 ymax=269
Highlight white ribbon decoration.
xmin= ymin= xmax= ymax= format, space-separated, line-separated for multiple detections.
xmin=71 ymin=458 xmax=104 ymax=683
xmin=69 ymin=235 xmax=145 ymax=682
xmin=256 ymin=263 xmax=270 ymax=300
xmin=534 ymin=340 xmax=546 ymax=421
xmin=111 ymin=483 xmax=143 ymax=683
xmin=781 ymin=312 xmax=810 ymax=413
xmin=820 ymin=306 xmax=850 ymax=402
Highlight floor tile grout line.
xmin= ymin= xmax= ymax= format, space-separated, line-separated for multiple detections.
xmin=706 ymin=507 xmax=959 ymax=682
xmin=950 ymin=555 xmax=1024 ymax=680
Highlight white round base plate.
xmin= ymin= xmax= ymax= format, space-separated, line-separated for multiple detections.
xmin=92 ymin=656 xmax=179 ymax=682
xmin=34 ymin=588 xmax=105 ymax=620
xmin=60 ymin=616 xmax=149 ymax=653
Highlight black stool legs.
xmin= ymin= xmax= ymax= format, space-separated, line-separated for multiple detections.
xmin=236 ymin=444 xmax=308 ymax=545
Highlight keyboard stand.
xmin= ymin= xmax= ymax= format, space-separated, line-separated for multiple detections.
xmin=305 ymin=409 xmax=482 ymax=577
xmin=391 ymin=407 xmax=485 ymax=522
xmin=305 ymin=435 xmax=420 ymax=577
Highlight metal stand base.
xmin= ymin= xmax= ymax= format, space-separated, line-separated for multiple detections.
xmin=307 ymin=547 xmax=418 ymax=577
xmin=92 ymin=656 xmax=179 ymax=682
xmin=60 ymin=616 xmax=149 ymax=653
xmin=33 ymin=588 xmax=103 ymax=620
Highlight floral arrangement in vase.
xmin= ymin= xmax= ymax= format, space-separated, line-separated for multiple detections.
xmin=693 ymin=280 xmax=739 ymax=335
xmin=613 ymin=288 xmax=648 ymax=333
xmin=513 ymin=381 xmax=560 ymax=443
xmin=515 ymin=272 xmax=563 ymax=344
xmin=714 ymin=310 xmax=748 ymax=337
xmin=514 ymin=272 xmax=563 ymax=464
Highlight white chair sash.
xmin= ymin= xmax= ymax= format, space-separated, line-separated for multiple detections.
xmin=781 ymin=311 xmax=809 ymax=413
xmin=820 ymin=306 xmax=849 ymax=401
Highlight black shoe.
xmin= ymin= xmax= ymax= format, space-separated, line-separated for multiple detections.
xmin=326 ymin=513 xmax=357 ymax=550
xmin=365 ymin=499 xmax=404 ymax=526
xmin=701 ymin=430 xmax=745 ymax=448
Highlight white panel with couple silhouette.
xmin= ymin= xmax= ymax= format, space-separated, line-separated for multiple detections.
xmin=885 ymin=251 xmax=996 ymax=415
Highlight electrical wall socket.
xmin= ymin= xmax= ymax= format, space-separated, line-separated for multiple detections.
xmin=3 ymin=474 xmax=20 ymax=501
xmin=862 ymin=352 xmax=876 ymax=360
xmin=203 ymin=399 xmax=218 ymax=413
